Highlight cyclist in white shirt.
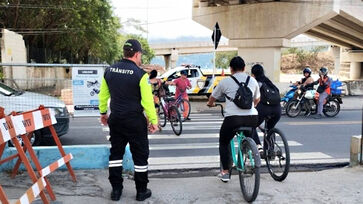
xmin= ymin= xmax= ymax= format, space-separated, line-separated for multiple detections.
xmin=207 ymin=56 xmax=260 ymax=182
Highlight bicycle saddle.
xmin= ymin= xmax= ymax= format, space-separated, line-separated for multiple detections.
xmin=233 ymin=127 xmax=253 ymax=133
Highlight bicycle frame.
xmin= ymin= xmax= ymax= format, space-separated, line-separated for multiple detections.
xmin=159 ymin=97 xmax=169 ymax=117
xmin=230 ymin=132 xmax=255 ymax=171
xmin=160 ymin=95 xmax=179 ymax=120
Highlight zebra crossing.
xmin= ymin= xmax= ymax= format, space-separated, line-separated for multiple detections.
xmin=103 ymin=112 xmax=347 ymax=171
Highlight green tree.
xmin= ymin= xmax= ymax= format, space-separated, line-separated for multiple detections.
xmin=119 ymin=34 xmax=155 ymax=64
xmin=0 ymin=0 xmax=127 ymax=64
xmin=215 ymin=51 xmax=237 ymax=69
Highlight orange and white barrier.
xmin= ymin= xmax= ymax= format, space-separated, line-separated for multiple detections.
xmin=0 ymin=106 xmax=77 ymax=204
xmin=40 ymin=153 xmax=73 ymax=177
xmin=0 ymin=116 xmax=17 ymax=144
xmin=0 ymin=185 xmax=9 ymax=204
xmin=0 ymin=113 xmax=50 ymax=204
xmin=15 ymin=177 xmax=47 ymax=204
xmin=11 ymin=109 xmax=57 ymax=136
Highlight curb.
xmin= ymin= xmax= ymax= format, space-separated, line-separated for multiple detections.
xmin=148 ymin=162 xmax=350 ymax=178
xmin=0 ymin=144 xmax=349 ymax=176
xmin=0 ymin=144 xmax=134 ymax=172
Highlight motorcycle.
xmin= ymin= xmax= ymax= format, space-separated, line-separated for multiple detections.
xmin=87 ymin=80 xmax=100 ymax=88
xmin=280 ymin=85 xmax=298 ymax=114
xmin=90 ymin=88 xmax=100 ymax=96
xmin=286 ymin=80 xmax=343 ymax=118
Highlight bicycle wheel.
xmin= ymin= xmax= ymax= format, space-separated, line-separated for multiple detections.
xmin=178 ymin=99 xmax=191 ymax=121
xmin=169 ymin=106 xmax=182 ymax=136
xmin=158 ymin=106 xmax=167 ymax=127
xmin=238 ymin=137 xmax=260 ymax=203
xmin=264 ymin=128 xmax=290 ymax=181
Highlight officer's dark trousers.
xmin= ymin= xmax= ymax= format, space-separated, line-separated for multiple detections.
xmin=108 ymin=113 xmax=149 ymax=193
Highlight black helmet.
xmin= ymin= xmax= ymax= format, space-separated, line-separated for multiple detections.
xmin=303 ymin=67 xmax=312 ymax=76
xmin=319 ymin=67 xmax=328 ymax=76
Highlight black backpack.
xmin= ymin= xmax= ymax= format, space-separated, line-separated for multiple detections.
xmin=260 ymin=81 xmax=280 ymax=105
xmin=225 ymin=76 xmax=253 ymax=109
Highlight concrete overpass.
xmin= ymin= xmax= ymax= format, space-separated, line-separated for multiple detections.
xmin=191 ymin=0 xmax=363 ymax=81
xmin=150 ymin=38 xmax=329 ymax=69
xmin=150 ymin=41 xmax=237 ymax=69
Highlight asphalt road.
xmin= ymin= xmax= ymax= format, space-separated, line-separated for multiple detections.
xmin=57 ymin=108 xmax=362 ymax=169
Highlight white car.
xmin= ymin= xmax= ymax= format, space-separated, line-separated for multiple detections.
xmin=0 ymin=81 xmax=70 ymax=146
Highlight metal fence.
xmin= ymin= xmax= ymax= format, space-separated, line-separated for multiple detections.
xmin=0 ymin=63 xmax=107 ymax=116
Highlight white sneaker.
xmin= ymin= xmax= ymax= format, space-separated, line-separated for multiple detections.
xmin=217 ymin=172 xmax=230 ymax=182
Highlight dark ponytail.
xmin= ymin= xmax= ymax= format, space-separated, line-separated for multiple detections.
xmin=251 ymin=64 xmax=274 ymax=87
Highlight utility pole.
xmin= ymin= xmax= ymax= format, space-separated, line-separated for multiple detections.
xmin=360 ymin=106 xmax=362 ymax=164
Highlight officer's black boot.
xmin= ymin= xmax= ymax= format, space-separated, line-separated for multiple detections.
xmin=136 ymin=188 xmax=152 ymax=201
xmin=111 ymin=188 xmax=122 ymax=201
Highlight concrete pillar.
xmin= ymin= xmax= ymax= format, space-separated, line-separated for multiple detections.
xmin=331 ymin=46 xmax=341 ymax=76
xmin=164 ymin=55 xmax=171 ymax=70
xmin=171 ymin=49 xmax=179 ymax=69
xmin=237 ymin=47 xmax=281 ymax=82
xmin=350 ymin=62 xmax=362 ymax=80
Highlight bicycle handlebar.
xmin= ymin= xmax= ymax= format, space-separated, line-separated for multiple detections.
xmin=207 ymin=103 xmax=224 ymax=117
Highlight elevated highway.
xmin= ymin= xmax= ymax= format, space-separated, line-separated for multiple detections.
xmin=191 ymin=0 xmax=363 ymax=81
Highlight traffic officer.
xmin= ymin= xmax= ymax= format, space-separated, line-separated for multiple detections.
xmin=98 ymin=39 xmax=158 ymax=201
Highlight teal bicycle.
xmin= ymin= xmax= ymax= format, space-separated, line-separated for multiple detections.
xmin=210 ymin=104 xmax=261 ymax=202
xmin=227 ymin=127 xmax=261 ymax=202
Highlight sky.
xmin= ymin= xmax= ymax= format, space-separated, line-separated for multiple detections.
xmin=110 ymin=0 xmax=213 ymax=40
xmin=110 ymin=0 xmax=316 ymax=43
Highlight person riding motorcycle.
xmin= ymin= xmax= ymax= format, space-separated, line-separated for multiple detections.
xmin=293 ymin=67 xmax=314 ymax=88
xmin=306 ymin=67 xmax=332 ymax=119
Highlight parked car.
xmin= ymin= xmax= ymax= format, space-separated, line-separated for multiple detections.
xmin=0 ymin=81 xmax=70 ymax=146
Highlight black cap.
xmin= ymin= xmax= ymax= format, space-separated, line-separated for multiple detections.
xmin=123 ymin=39 xmax=143 ymax=53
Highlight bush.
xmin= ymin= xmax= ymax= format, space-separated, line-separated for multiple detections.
xmin=281 ymin=46 xmax=333 ymax=73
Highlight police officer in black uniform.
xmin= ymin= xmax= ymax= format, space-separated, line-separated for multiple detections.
xmin=99 ymin=39 xmax=158 ymax=201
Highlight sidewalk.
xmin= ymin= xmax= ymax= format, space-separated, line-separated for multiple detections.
xmin=1 ymin=166 xmax=362 ymax=203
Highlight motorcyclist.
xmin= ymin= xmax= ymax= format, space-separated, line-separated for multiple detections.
xmin=306 ymin=67 xmax=332 ymax=119
xmin=293 ymin=67 xmax=314 ymax=88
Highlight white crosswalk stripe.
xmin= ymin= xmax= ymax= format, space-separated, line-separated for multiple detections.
xmin=101 ymin=112 xmax=343 ymax=170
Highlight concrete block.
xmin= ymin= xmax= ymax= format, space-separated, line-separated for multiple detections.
xmin=347 ymin=80 xmax=363 ymax=96
xmin=350 ymin=135 xmax=362 ymax=166
xmin=0 ymin=144 xmax=134 ymax=172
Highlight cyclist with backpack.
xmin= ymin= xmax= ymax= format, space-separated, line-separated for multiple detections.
xmin=207 ymin=56 xmax=260 ymax=182
xmin=251 ymin=64 xmax=281 ymax=155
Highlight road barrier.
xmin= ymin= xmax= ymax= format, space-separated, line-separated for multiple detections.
xmin=0 ymin=107 xmax=50 ymax=203
xmin=0 ymin=105 xmax=76 ymax=203
xmin=15 ymin=177 xmax=47 ymax=204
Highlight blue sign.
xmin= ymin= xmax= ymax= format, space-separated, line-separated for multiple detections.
xmin=73 ymin=80 xmax=84 ymax=85
xmin=90 ymin=100 xmax=99 ymax=105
